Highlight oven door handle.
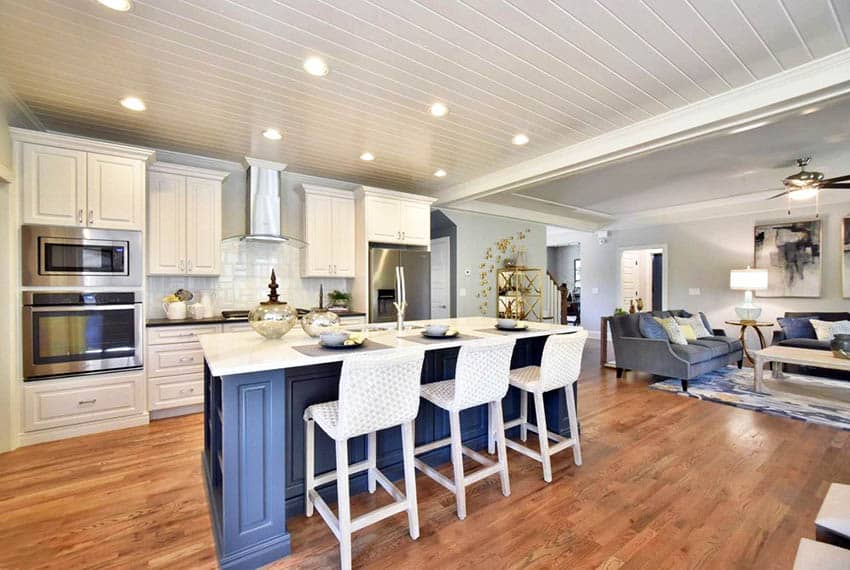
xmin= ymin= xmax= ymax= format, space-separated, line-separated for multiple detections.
xmin=28 ymin=304 xmax=140 ymax=312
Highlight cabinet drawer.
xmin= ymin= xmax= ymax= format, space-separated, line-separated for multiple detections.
xmin=147 ymin=342 xmax=204 ymax=377
xmin=148 ymin=373 xmax=203 ymax=410
xmin=24 ymin=370 xmax=145 ymax=432
xmin=147 ymin=324 xmax=221 ymax=345
xmin=222 ymin=322 xmax=253 ymax=333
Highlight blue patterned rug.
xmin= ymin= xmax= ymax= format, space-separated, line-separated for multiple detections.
xmin=649 ymin=366 xmax=850 ymax=431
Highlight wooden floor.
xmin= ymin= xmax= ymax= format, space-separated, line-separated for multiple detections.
xmin=2 ymin=344 xmax=849 ymax=569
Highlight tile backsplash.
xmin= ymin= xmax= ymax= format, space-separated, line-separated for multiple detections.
xmin=146 ymin=239 xmax=351 ymax=318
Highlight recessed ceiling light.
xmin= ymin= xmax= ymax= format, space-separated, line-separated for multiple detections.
xmin=430 ymin=102 xmax=448 ymax=117
xmin=119 ymin=96 xmax=145 ymax=111
xmin=303 ymin=56 xmax=329 ymax=77
xmin=360 ymin=152 xmax=375 ymax=161
xmin=434 ymin=169 xmax=447 ymax=178
xmin=262 ymin=128 xmax=282 ymax=140
xmin=98 ymin=0 xmax=133 ymax=11
xmin=728 ymin=121 xmax=769 ymax=134
xmin=512 ymin=134 xmax=529 ymax=146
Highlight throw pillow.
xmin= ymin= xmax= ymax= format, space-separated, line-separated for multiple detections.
xmin=777 ymin=317 xmax=816 ymax=340
xmin=638 ymin=314 xmax=668 ymax=340
xmin=653 ymin=316 xmax=688 ymax=345
xmin=674 ymin=315 xmax=711 ymax=338
xmin=811 ymin=319 xmax=850 ymax=341
xmin=699 ymin=312 xmax=714 ymax=335
xmin=678 ymin=323 xmax=697 ymax=340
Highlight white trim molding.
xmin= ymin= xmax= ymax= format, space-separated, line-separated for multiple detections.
xmin=10 ymin=127 xmax=156 ymax=162
xmin=148 ymin=161 xmax=230 ymax=181
xmin=616 ymin=244 xmax=669 ymax=312
xmin=436 ymin=49 xmax=850 ymax=206
xmin=443 ymin=200 xmax=603 ymax=232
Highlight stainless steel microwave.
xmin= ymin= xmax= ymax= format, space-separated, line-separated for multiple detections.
xmin=22 ymin=225 xmax=142 ymax=287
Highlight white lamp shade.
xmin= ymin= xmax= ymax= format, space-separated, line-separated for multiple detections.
xmin=730 ymin=268 xmax=768 ymax=290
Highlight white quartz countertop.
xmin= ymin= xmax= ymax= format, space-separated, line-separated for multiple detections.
xmin=199 ymin=317 xmax=581 ymax=377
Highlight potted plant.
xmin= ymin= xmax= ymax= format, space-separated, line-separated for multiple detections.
xmin=327 ymin=289 xmax=352 ymax=310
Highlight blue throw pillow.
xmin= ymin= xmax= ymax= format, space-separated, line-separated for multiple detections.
xmin=699 ymin=312 xmax=713 ymax=334
xmin=777 ymin=317 xmax=816 ymax=340
xmin=639 ymin=314 xmax=668 ymax=340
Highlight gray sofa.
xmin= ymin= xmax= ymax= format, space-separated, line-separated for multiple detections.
xmin=610 ymin=310 xmax=744 ymax=392
xmin=772 ymin=311 xmax=850 ymax=379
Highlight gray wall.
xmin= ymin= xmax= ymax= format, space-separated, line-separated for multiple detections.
xmin=547 ymin=244 xmax=580 ymax=289
xmin=441 ymin=209 xmax=547 ymax=317
xmin=559 ymin=206 xmax=850 ymax=336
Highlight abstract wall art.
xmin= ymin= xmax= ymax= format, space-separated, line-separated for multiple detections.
xmin=754 ymin=218 xmax=821 ymax=298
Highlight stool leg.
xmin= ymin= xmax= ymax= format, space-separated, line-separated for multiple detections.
xmin=401 ymin=420 xmax=420 ymax=540
xmin=520 ymin=390 xmax=528 ymax=442
xmin=487 ymin=403 xmax=495 ymax=455
xmin=533 ymin=391 xmax=552 ymax=483
xmin=336 ymin=438 xmax=352 ymax=570
xmin=492 ymin=401 xmax=510 ymax=497
xmin=565 ymin=384 xmax=582 ymax=466
xmin=367 ymin=431 xmax=377 ymax=493
xmin=305 ymin=417 xmax=315 ymax=517
xmin=449 ymin=410 xmax=466 ymax=520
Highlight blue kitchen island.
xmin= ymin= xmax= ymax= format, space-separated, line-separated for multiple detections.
xmin=199 ymin=317 xmax=581 ymax=569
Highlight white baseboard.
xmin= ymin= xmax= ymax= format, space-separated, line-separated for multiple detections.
xmin=18 ymin=412 xmax=149 ymax=447
xmin=150 ymin=404 xmax=203 ymax=420
xmin=585 ymin=329 xmax=601 ymax=340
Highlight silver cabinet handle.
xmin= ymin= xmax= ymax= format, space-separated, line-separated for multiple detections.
xmin=402 ymin=231 xmax=406 ymax=240
xmin=179 ymin=260 xmax=185 ymax=272
xmin=78 ymin=398 xmax=97 ymax=406
xmin=87 ymin=210 xmax=94 ymax=225
xmin=179 ymin=356 xmax=195 ymax=363
xmin=187 ymin=259 xmax=192 ymax=272
xmin=179 ymin=387 xmax=196 ymax=395
xmin=78 ymin=209 xmax=83 ymax=224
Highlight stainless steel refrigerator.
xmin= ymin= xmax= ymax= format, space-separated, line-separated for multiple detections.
xmin=369 ymin=247 xmax=431 ymax=323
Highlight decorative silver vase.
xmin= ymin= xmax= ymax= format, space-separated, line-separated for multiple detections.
xmin=249 ymin=270 xmax=298 ymax=339
xmin=831 ymin=334 xmax=850 ymax=359
xmin=301 ymin=284 xmax=340 ymax=337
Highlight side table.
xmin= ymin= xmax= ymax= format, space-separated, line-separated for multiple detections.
xmin=725 ymin=320 xmax=773 ymax=364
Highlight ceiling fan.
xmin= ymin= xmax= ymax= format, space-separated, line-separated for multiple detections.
xmin=767 ymin=157 xmax=850 ymax=202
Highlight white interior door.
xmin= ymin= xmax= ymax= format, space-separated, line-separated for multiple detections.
xmin=620 ymin=251 xmax=639 ymax=309
xmin=430 ymin=237 xmax=451 ymax=319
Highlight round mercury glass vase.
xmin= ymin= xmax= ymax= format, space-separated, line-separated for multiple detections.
xmin=301 ymin=284 xmax=341 ymax=337
xmin=831 ymin=334 xmax=850 ymax=359
xmin=249 ymin=270 xmax=298 ymax=339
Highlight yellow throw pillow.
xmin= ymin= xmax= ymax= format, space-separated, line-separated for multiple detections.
xmin=653 ymin=317 xmax=688 ymax=345
xmin=678 ymin=324 xmax=696 ymax=340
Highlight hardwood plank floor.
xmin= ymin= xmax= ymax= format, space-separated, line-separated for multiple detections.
xmin=1 ymin=344 xmax=848 ymax=569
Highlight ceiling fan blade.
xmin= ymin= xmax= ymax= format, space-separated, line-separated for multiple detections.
xmin=767 ymin=189 xmax=790 ymax=199
xmin=820 ymin=174 xmax=850 ymax=185
xmin=821 ymin=183 xmax=850 ymax=189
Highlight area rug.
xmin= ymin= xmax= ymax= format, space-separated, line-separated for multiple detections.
xmin=649 ymin=366 xmax=850 ymax=430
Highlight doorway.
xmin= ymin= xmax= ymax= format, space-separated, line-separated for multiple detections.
xmin=430 ymin=236 xmax=451 ymax=319
xmin=618 ymin=245 xmax=667 ymax=313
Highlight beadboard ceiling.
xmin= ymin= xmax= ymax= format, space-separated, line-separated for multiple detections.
xmin=1 ymin=0 xmax=848 ymax=195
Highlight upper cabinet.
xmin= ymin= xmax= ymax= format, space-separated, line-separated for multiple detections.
xmin=14 ymin=129 xmax=153 ymax=231
xmin=301 ymin=185 xmax=355 ymax=278
xmin=147 ymin=162 xmax=229 ymax=276
xmin=359 ymin=186 xmax=436 ymax=246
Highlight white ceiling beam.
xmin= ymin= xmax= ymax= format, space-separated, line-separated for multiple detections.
xmin=435 ymin=48 xmax=850 ymax=206
xmin=439 ymin=201 xmax=606 ymax=232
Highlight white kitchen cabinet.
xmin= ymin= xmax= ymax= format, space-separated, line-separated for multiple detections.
xmin=301 ymin=185 xmax=356 ymax=278
xmin=147 ymin=162 xmax=228 ymax=276
xmin=360 ymin=187 xmax=436 ymax=246
xmin=14 ymin=130 xmax=153 ymax=230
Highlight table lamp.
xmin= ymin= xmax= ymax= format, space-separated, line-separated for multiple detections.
xmin=729 ymin=266 xmax=768 ymax=322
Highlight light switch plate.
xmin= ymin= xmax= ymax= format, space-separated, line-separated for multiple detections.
xmin=689 ymin=288 xmax=701 ymax=296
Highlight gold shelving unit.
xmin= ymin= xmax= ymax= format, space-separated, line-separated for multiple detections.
xmin=497 ymin=267 xmax=543 ymax=321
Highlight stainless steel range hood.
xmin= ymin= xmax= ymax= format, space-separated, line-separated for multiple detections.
xmin=229 ymin=157 xmax=306 ymax=246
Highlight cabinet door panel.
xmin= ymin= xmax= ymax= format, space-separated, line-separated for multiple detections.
xmin=365 ymin=196 xmax=401 ymax=243
xmin=21 ymin=143 xmax=86 ymax=227
xmin=302 ymin=194 xmax=333 ymax=277
xmin=87 ymin=153 xmax=144 ymax=230
xmin=331 ymin=196 xmax=355 ymax=276
xmin=185 ymin=176 xmax=221 ymax=275
xmin=147 ymin=171 xmax=186 ymax=275
xmin=400 ymin=201 xmax=430 ymax=244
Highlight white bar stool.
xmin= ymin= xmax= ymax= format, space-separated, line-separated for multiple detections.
xmin=304 ymin=348 xmax=425 ymax=570
xmin=499 ymin=330 xmax=588 ymax=483
xmin=414 ymin=337 xmax=516 ymax=520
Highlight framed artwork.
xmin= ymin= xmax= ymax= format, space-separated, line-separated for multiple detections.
xmin=754 ymin=218 xmax=821 ymax=298
xmin=843 ymin=217 xmax=850 ymax=298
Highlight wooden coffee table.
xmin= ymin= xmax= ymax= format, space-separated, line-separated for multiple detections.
xmin=752 ymin=345 xmax=850 ymax=392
